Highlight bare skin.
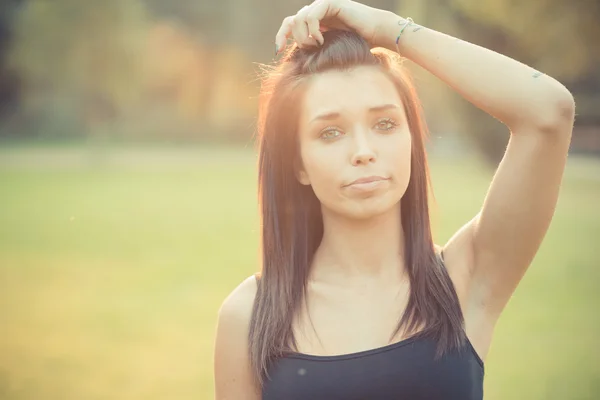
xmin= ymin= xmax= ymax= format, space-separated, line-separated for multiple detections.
xmin=214 ymin=1 xmax=575 ymax=399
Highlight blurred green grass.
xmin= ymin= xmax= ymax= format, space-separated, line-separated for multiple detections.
xmin=0 ymin=146 xmax=598 ymax=399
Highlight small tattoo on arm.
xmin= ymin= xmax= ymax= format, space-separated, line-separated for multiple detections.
xmin=532 ymin=71 xmax=544 ymax=78
xmin=412 ymin=26 xmax=422 ymax=32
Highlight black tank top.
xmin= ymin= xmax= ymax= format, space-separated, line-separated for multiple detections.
xmin=262 ymin=335 xmax=484 ymax=399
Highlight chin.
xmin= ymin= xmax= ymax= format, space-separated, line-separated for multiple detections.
xmin=339 ymin=195 xmax=401 ymax=221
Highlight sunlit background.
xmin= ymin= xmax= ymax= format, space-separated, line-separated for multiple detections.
xmin=0 ymin=1 xmax=598 ymax=399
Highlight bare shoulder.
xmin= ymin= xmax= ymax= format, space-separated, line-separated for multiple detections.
xmin=214 ymin=274 xmax=260 ymax=400
xmin=218 ymin=274 xmax=259 ymax=322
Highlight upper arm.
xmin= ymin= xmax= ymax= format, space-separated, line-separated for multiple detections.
xmin=214 ymin=275 xmax=261 ymax=400
xmin=445 ymin=92 xmax=575 ymax=318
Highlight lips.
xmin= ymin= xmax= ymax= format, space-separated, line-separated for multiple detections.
xmin=345 ymin=176 xmax=388 ymax=187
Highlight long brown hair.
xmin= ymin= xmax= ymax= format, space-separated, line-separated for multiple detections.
xmin=250 ymin=30 xmax=465 ymax=387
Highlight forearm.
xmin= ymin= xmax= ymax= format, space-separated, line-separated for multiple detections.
xmin=376 ymin=12 xmax=575 ymax=131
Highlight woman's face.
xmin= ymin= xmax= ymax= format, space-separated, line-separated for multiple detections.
xmin=296 ymin=66 xmax=412 ymax=220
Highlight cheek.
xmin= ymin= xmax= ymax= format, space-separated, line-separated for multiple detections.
xmin=386 ymin=133 xmax=412 ymax=193
xmin=305 ymin=153 xmax=339 ymax=187
xmin=388 ymin=130 xmax=412 ymax=167
xmin=301 ymin=146 xmax=342 ymax=198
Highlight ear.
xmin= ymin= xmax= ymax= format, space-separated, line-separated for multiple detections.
xmin=294 ymin=158 xmax=311 ymax=186
xmin=297 ymin=169 xmax=310 ymax=186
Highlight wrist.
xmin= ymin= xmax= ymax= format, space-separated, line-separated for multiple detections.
xmin=374 ymin=12 xmax=408 ymax=51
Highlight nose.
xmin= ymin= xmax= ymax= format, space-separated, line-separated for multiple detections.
xmin=350 ymin=131 xmax=377 ymax=166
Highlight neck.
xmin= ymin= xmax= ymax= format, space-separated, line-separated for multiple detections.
xmin=311 ymin=203 xmax=405 ymax=284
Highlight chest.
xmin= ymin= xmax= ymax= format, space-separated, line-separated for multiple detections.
xmin=292 ymin=282 xmax=411 ymax=356
xmin=263 ymin=338 xmax=484 ymax=400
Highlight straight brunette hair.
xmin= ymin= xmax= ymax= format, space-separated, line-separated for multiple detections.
xmin=250 ymin=30 xmax=465 ymax=387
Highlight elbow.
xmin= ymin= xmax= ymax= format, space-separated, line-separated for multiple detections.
xmin=533 ymin=88 xmax=576 ymax=136
xmin=553 ymin=89 xmax=576 ymax=127
xmin=510 ymin=86 xmax=576 ymax=138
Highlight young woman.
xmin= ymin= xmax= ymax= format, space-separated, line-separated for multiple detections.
xmin=214 ymin=1 xmax=575 ymax=398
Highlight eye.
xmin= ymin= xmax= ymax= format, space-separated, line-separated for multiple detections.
xmin=375 ymin=118 xmax=399 ymax=131
xmin=319 ymin=127 xmax=344 ymax=140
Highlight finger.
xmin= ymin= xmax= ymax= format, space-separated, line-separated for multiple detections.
xmin=275 ymin=16 xmax=294 ymax=54
xmin=308 ymin=0 xmax=336 ymax=25
xmin=308 ymin=0 xmax=337 ymax=45
xmin=306 ymin=12 xmax=324 ymax=45
xmin=292 ymin=19 xmax=317 ymax=48
xmin=292 ymin=8 xmax=318 ymax=48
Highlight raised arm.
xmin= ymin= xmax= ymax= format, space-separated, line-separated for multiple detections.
xmin=377 ymin=12 xmax=574 ymax=315
xmin=377 ymin=12 xmax=574 ymax=134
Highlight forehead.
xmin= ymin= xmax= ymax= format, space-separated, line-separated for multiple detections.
xmin=300 ymin=66 xmax=403 ymax=121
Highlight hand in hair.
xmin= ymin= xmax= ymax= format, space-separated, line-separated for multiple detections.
xmin=275 ymin=0 xmax=392 ymax=54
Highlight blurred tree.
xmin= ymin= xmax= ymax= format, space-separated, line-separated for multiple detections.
xmin=142 ymin=0 xmax=399 ymax=77
xmin=6 ymin=0 xmax=596 ymax=149
xmin=0 ymin=0 xmax=24 ymax=130
xmin=135 ymin=20 xmax=257 ymax=142
xmin=7 ymin=0 xmax=149 ymax=140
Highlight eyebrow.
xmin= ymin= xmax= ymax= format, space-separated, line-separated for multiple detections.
xmin=309 ymin=104 xmax=401 ymax=124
